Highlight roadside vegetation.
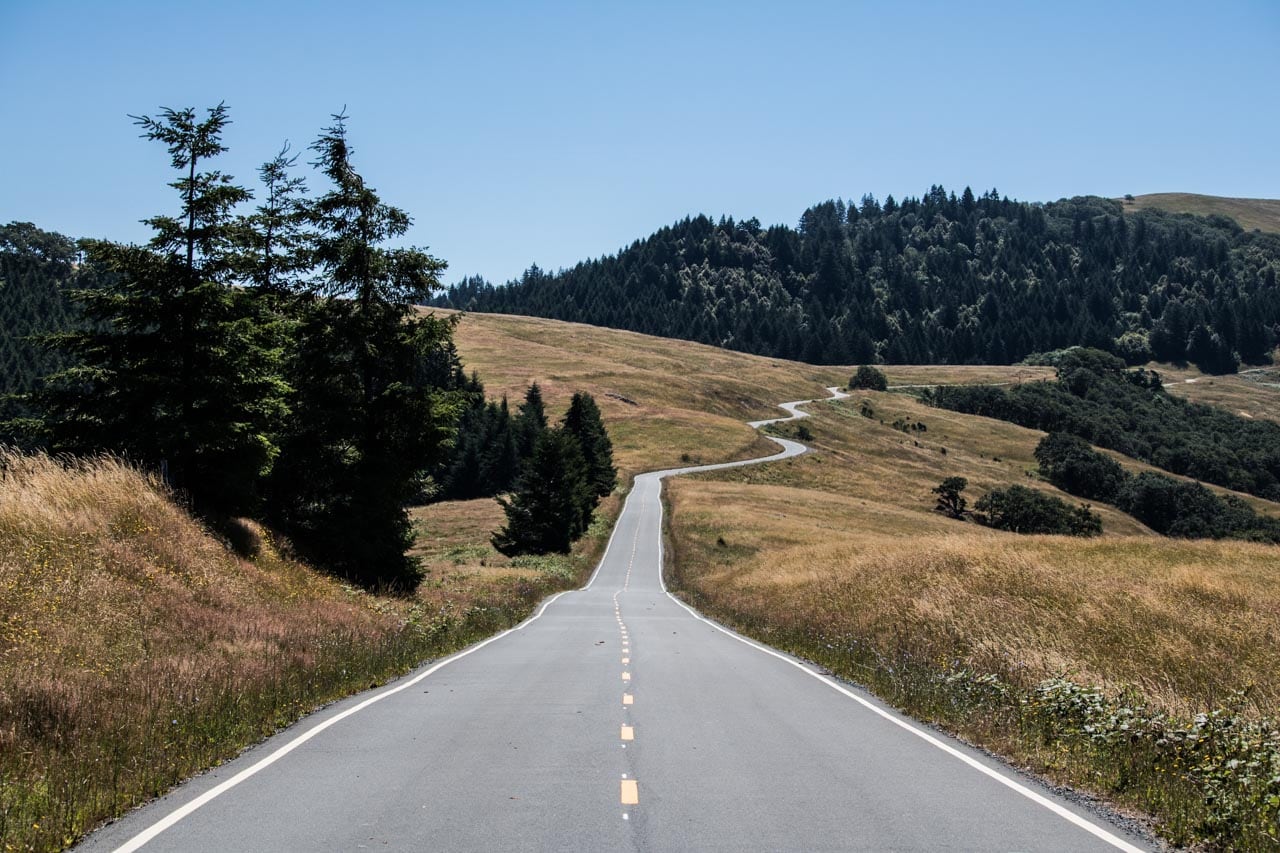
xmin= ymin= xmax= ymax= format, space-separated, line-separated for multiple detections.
xmin=0 ymin=451 xmax=614 ymax=852
xmin=669 ymin=374 xmax=1280 ymax=849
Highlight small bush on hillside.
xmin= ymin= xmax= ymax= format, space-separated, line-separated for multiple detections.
xmin=932 ymin=476 xmax=968 ymax=519
xmin=849 ymin=365 xmax=888 ymax=391
xmin=974 ymin=485 xmax=1101 ymax=536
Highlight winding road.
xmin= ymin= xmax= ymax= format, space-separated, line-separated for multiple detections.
xmin=80 ymin=388 xmax=1152 ymax=852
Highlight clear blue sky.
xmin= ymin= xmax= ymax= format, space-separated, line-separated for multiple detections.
xmin=2 ymin=1 xmax=1277 ymax=285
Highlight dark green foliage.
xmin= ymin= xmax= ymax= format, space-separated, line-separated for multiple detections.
xmin=1115 ymin=473 xmax=1280 ymax=542
xmin=35 ymin=105 xmax=284 ymax=516
xmin=974 ymin=485 xmax=1102 ymax=536
xmin=436 ymin=380 xmax=519 ymax=500
xmin=514 ymin=381 xmax=547 ymax=460
xmin=267 ymin=112 xmax=460 ymax=590
xmin=562 ymin=391 xmax=616 ymax=499
xmin=849 ymin=365 xmax=888 ymax=391
xmin=0 ymin=223 xmax=86 ymax=435
xmin=492 ymin=428 xmax=591 ymax=555
xmin=1032 ymin=427 xmax=1280 ymax=542
xmin=932 ymin=476 xmax=968 ymax=518
xmin=434 ymin=191 xmax=1280 ymax=372
xmin=1034 ymin=433 xmax=1127 ymax=502
xmin=932 ymin=348 xmax=1280 ymax=502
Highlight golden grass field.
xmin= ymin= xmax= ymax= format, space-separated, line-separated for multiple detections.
xmin=439 ymin=308 xmax=849 ymax=477
xmin=673 ymin=378 xmax=1280 ymax=709
xmin=1120 ymin=192 xmax=1280 ymax=234
xmin=1154 ymin=359 xmax=1280 ymax=424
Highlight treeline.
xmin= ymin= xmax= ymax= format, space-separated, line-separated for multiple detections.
xmin=1035 ymin=432 xmax=1280 ymax=542
xmin=433 ymin=189 xmax=1280 ymax=374
xmin=930 ymin=348 xmax=1280 ymax=503
xmin=2 ymin=105 xmax=469 ymax=590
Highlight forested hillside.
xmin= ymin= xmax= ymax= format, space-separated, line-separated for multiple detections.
xmin=0 ymin=223 xmax=91 ymax=426
xmin=435 ymin=189 xmax=1280 ymax=373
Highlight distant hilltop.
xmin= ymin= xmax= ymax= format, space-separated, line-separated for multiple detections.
xmin=1119 ymin=193 xmax=1280 ymax=234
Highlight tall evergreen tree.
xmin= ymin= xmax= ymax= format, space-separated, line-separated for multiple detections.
xmin=267 ymin=111 xmax=460 ymax=589
xmin=492 ymin=427 xmax=590 ymax=555
xmin=36 ymin=104 xmax=284 ymax=515
xmin=561 ymin=391 xmax=616 ymax=499
xmin=515 ymin=381 xmax=547 ymax=459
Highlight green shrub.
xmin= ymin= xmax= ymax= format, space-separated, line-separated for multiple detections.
xmin=849 ymin=365 xmax=888 ymax=391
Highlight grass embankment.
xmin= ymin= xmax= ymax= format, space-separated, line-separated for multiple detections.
xmin=0 ymin=452 xmax=612 ymax=852
xmin=1119 ymin=193 xmax=1280 ymax=234
xmin=667 ymin=388 xmax=1280 ymax=848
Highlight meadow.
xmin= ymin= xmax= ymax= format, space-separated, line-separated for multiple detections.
xmin=668 ymin=386 xmax=1280 ymax=848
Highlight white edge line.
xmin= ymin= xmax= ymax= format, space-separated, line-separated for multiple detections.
xmin=650 ymin=390 xmax=1146 ymax=853
xmin=111 ymin=588 xmax=573 ymax=853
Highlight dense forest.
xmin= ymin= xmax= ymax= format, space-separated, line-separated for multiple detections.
xmin=434 ymin=189 xmax=1280 ymax=373
xmin=930 ymin=348 xmax=1280 ymax=503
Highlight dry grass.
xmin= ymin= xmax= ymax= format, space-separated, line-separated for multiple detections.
xmin=666 ymin=375 xmax=1280 ymax=847
xmin=439 ymin=309 xmax=850 ymax=477
xmin=669 ymin=482 xmax=1280 ymax=716
xmin=1119 ymin=192 xmax=1280 ymax=234
xmin=0 ymin=452 xmax=593 ymax=852
xmin=1151 ymin=359 xmax=1280 ymax=424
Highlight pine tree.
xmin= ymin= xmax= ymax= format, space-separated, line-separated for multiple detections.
xmin=515 ymin=381 xmax=547 ymax=460
xmin=562 ymin=391 xmax=616 ymax=500
xmin=492 ymin=427 xmax=590 ymax=555
xmin=267 ymin=111 xmax=460 ymax=589
xmin=36 ymin=105 xmax=284 ymax=515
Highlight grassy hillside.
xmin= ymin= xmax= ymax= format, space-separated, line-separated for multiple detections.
xmin=439 ymin=308 xmax=851 ymax=477
xmin=667 ymin=385 xmax=1280 ymax=847
xmin=0 ymin=451 xmax=603 ymax=852
xmin=1120 ymin=192 xmax=1280 ymax=233
xmin=1155 ymin=359 xmax=1280 ymax=424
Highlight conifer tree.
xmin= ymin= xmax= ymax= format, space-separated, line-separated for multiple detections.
xmin=37 ymin=104 xmax=284 ymax=515
xmin=515 ymin=381 xmax=547 ymax=459
xmin=492 ymin=427 xmax=590 ymax=555
xmin=267 ymin=111 xmax=460 ymax=589
xmin=562 ymin=391 xmax=616 ymax=499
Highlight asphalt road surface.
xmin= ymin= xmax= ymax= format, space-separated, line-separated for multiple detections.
xmin=80 ymin=388 xmax=1153 ymax=852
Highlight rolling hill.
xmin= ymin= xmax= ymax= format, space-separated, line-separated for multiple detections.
xmin=1119 ymin=192 xmax=1280 ymax=234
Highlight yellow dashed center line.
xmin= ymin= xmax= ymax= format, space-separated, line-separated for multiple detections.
xmin=623 ymin=693 xmax=633 ymax=705
xmin=621 ymin=779 xmax=639 ymax=805
xmin=620 ymin=725 xmax=634 ymax=741
xmin=622 ymin=671 xmax=631 ymax=681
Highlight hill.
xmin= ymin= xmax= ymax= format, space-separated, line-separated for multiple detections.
xmin=1120 ymin=192 xmax=1280 ymax=234
xmin=434 ymin=189 xmax=1280 ymax=374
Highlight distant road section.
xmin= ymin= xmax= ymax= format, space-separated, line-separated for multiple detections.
xmin=80 ymin=388 xmax=1151 ymax=852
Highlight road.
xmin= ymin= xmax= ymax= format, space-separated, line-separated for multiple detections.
xmin=80 ymin=388 xmax=1152 ymax=852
